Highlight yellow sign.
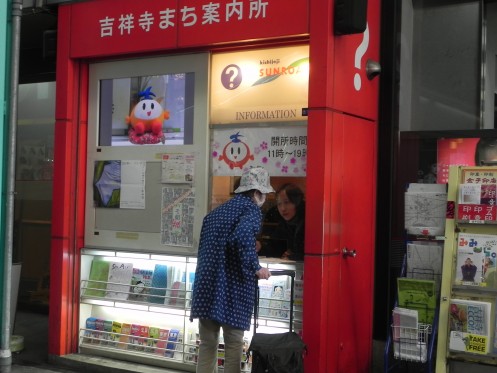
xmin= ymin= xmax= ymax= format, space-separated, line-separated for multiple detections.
xmin=210 ymin=45 xmax=309 ymax=125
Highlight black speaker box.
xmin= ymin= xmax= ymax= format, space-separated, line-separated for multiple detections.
xmin=334 ymin=0 xmax=368 ymax=35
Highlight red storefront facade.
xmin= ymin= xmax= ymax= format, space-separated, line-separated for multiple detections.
xmin=49 ymin=1 xmax=380 ymax=372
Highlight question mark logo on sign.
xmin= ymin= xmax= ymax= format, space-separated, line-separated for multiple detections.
xmin=353 ymin=23 xmax=369 ymax=91
xmin=221 ymin=64 xmax=242 ymax=90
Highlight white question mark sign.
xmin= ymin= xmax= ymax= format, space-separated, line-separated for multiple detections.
xmin=354 ymin=23 xmax=369 ymax=91
xmin=226 ymin=66 xmax=239 ymax=89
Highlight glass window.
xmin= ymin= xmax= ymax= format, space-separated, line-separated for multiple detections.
xmin=98 ymin=73 xmax=195 ymax=146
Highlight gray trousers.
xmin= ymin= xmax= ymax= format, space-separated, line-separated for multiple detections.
xmin=196 ymin=319 xmax=244 ymax=373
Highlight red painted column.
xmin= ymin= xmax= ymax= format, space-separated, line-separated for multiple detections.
xmin=304 ymin=0 xmax=380 ymax=372
xmin=304 ymin=1 xmax=339 ymax=371
xmin=49 ymin=4 xmax=86 ymax=355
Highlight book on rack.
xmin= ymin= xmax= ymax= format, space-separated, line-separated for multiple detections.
xmin=449 ymin=298 xmax=492 ymax=354
xmin=129 ymin=268 xmax=154 ymax=301
xmin=148 ymin=264 xmax=168 ymax=304
xmin=105 ymin=262 xmax=134 ymax=300
xmin=397 ymin=278 xmax=436 ymax=324
xmin=404 ymin=183 xmax=447 ymax=236
xmin=84 ymin=260 xmax=110 ymax=297
xmin=406 ymin=241 xmax=443 ymax=293
xmin=455 ymin=233 xmax=497 ymax=286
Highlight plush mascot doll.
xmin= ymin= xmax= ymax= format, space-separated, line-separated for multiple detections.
xmin=126 ymin=87 xmax=170 ymax=144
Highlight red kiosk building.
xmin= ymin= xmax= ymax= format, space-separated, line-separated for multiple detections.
xmin=49 ymin=1 xmax=380 ymax=372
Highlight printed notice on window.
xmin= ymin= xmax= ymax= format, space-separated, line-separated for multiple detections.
xmin=120 ymin=160 xmax=146 ymax=209
xmin=161 ymin=153 xmax=195 ymax=183
xmin=93 ymin=160 xmax=146 ymax=209
xmin=161 ymin=187 xmax=195 ymax=247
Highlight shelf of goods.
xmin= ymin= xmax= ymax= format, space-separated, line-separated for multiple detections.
xmin=436 ymin=166 xmax=497 ymax=373
xmin=78 ymin=248 xmax=303 ymax=372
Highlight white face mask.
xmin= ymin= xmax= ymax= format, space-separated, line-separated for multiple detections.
xmin=253 ymin=192 xmax=266 ymax=207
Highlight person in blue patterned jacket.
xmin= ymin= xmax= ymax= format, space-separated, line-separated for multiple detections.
xmin=190 ymin=167 xmax=274 ymax=373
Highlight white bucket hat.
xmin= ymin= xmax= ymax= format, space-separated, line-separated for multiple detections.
xmin=234 ymin=167 xmax=275 ymax=194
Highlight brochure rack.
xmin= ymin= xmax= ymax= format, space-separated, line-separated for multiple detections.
xmin=78 ymin=248 xmax=303 ymax=372
xmin=384 ymin=252 xmax=440 ymax=373
xmin=436 ymin=166 xmax=497 ymax=373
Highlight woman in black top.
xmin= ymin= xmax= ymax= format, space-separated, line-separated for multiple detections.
xmin=257 ymin=183 xmax=305 ymax=261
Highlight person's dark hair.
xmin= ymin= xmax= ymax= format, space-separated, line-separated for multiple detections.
xmin=276 ymin=183 xmax=305 ymax=217
xmin=475 ymin=137 xmax=497 ymax=165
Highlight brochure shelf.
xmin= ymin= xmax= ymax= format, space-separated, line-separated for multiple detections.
xmin=384 ymin=252 xmax=440 ymax=373
xmin=78 ymin=248 xmax=303 ymax=372
xmin=436 ymin=166 xmax=497 ymax=373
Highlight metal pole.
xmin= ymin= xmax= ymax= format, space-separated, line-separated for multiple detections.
xmin=0 ymin=0 xmax=22 ymax=366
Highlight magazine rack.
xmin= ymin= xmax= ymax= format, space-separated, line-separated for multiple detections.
xmin=435 ymin=166 xmax=497 ymax=373
xmin=384 ymin=250 xmax=440 ymax=373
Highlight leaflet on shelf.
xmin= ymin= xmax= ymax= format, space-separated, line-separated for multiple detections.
xmin=404 ymin=183 xmax=447 ymax=236
xmin=84 ymin=317 xmax=97 ymax=344
xmin=455 ymin=233 xmax=497 ymax=287
xmin=148 ymin=264 xmax=168 ymax=304
xmin=391 ymin=307 xmax=427 ymax=362
xmin=167 ymin=281 xmax=186 ymax=306
xmin=118 ymin=323 xmax=131 ymax=350
xmin=84 ymin=260 xmax=110 ymax=298
xmin=165 ymin=329 xmax=181 ymax=358
xmin=146 ymin=326 xmax=160 ymax=353
xmin=449 ymin=298 xmax=492 ymax=354
xmin=105 ymin=262 xmax=134 ymax=300
xmin=94 ymin=318 xmax=105 ymax=345
xmin=109 ymin=321 xmax=122 ymax=347
xmin=155 ymin=328 xmax=170 ymax=356
xmin=129 ymin=268 xmax=154 ymax=302
xmin=397 ymin=278 xmax=436 ymax=324
xmin=457 ymin=183 xmax=497 ymax=223
xmin=102 ymin=320 xmax=113 ymax=345
xmin=268 ymin=278 xmax=287 ymax=319
xmin=406 ymin=241 xmax=443 ymax=293
xmin=258 ymin=281 xmax=273 ymax=317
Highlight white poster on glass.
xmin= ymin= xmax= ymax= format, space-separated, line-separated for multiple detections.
xmin=211 ymin=127 xmax=307 ymax=176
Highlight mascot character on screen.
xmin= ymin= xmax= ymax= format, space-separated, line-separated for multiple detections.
xmin=126 ymin=87 xmax=170 ymax=144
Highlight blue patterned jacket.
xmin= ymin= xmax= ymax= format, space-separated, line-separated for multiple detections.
xmin=190 ymin=194 xmax=262 ymax=330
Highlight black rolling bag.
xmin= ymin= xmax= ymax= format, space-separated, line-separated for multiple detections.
xmin=249 ymin=269 xmax=306 ymax=373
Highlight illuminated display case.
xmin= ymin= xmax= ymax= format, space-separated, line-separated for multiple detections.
xmin=78 ymin=247 xmax=303 ymax=372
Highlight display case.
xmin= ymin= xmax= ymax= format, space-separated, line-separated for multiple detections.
xmin=78 ymin=247 xmax=303 ymax=372
xmin=436 ymin=166 xmax=497 ymax=373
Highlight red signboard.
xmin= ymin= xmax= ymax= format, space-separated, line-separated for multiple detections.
xmin=68 ymin=0 xmax=309 ymax=58
xmin=458 ymin=204 xmax=497 ymax=223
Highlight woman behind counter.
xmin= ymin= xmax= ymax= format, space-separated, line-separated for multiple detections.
xmin=257 ymin=183 xmax=305 ymax=261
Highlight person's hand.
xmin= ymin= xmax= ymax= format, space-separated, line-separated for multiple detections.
xmin=256 ymin=240 xmax=262 ymax=252
xmin=256 ymin=267 xmax=271 ymax=280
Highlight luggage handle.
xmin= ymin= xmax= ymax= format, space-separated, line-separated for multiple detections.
xmin=269 ymin=269 xmax=295 ymax=278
